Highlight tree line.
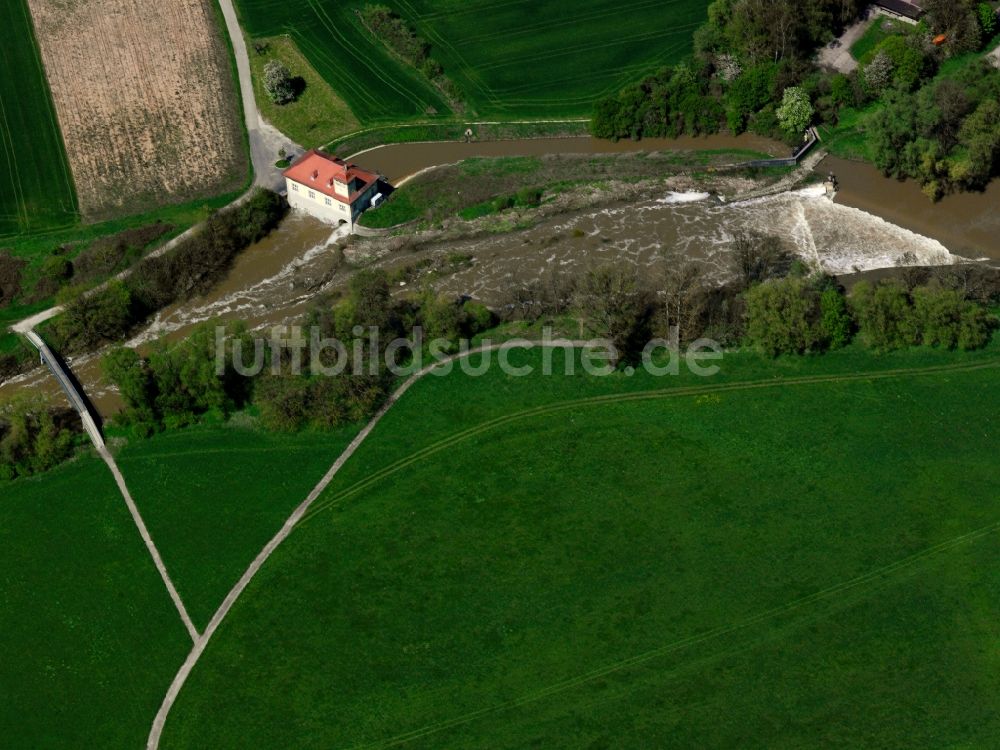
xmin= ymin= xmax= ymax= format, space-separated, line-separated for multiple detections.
xmin=9 ymin=245 xmax=998 ymax=480
xmin=591 ymin=0 xmax=1000 ymax=198
xmin=102 ymin=270 xmax=496 ymax=436
xmin=498 ymin=234 xmax=999 ymax=363
xmin=46 ymin=189 xmax=286 ymax=354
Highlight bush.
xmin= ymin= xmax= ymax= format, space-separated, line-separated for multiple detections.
xmin=33 ymin=255 xmax=74 ymax=298
xmin=51 ymin=190 xmax=285 ymax=353
xmin=263 ymin=61 xmax=296 ymax=105
xmin=746 ymin=278 xmax=823 ymax=356
xmin=0 ymin=399 xmax=81 ymax=481
xmin=850 ymin=280 xmax=920 ymax=350
xmin=850 ymin=280 xmax=993 ymax=351
xmin=102 ymin=323 xmax=255 ymax=434
xmin=0 ymin=250 xmax=26 ymax=306
xmin=819 ymin=287 xmax=853 ymax=349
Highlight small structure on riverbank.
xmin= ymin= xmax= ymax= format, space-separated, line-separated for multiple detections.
xmin=874 ymin=0 xmax=924 ymax=22
xmin=283 ymin=150 xmax=381 ymax=231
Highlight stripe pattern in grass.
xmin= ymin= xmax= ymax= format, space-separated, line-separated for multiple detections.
xmin=0 ymin=0 xmax=77 ymax=238
xmin=232 ymin=0 xmax=709 ymax=123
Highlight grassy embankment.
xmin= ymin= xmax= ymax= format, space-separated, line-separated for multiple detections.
xmin=144 ymin=341 xmax=1000 ymax=748
xmin=358 ymin=149 xmax=777 ymax=230
xmin=328 ymin=119 xmax=591 ymax=158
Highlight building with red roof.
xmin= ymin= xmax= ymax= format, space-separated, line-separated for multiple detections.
xmin=282 ymin=150 xmax=381 ymax=230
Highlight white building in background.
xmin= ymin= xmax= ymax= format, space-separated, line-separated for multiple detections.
xmin=283 ymin=150 xmax=380 ymax=230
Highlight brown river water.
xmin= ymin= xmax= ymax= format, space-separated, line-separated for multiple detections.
xmin=4 ymin=135 xmax=997 ymax=415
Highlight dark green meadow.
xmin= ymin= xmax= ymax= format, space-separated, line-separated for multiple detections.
xmin=4 ymin=343 xmax=999 ymax=747
xmin=160 ymin=343 xmax=1000 ymax=748
xmin=233 ymin=0 xmax=709 ymax=123
xmin=0 ymin=456 xmax=189 ymax=748
xmin=116 ymin=423 xmax=360 ymax=628
xmin=0 ymin=0 xmax=78 ymax=238
xmin=401 ymin=0 xmax=708 ymax=117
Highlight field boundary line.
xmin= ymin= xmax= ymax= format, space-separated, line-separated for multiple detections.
xmin=146 ymin=345 xmax=999 ymax=748
xmin=298 ymin=357 xmax=1000 ymax=524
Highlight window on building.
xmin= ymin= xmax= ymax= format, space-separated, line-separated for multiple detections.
xmin=325 ymin=197 xmax=332 ymax=206
xmin=291 ymin=183 xmax=298 ymax=192
xmin=340 ymin=203 xmax=347 ymax=212
xmin=308 ymin=190 xmax=316 ymax=200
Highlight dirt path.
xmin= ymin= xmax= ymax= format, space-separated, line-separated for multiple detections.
xmin=145 ymin=348 xmax=1000 ymax=748
xmin=989 ymin=41 xmax=1000 ymax=68
xmin=20 ymin=330 xmax=199 ymax=642
xmin=818 ymin=13 xmax=874 ymax=73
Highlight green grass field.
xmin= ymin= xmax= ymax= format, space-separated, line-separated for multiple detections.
xmin=0 ymin=422 xmax=360 ymax=746
xmin=233 ymin=0 xmax=709 ymax=124
xmin=849 ymin=17 xmax=907 ymax=61
xmin=0 ymin=0 xmax=78 ymax=238
xmin=157 ymin=343 xmax=1000 ymax=748
xmin=116 ymin=423 xmax=360 ymax=627
xmin=0 ymin=456 xmax=190 ymax=747
xmin=5 ymin=344 xmax=1000 ymax=747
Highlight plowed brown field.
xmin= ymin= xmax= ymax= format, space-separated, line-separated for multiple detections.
xmin=27 ymin=0 xmax=247 ymax=220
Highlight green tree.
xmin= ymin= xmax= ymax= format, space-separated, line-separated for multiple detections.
xmin=731 ymin=231 xmax=791 ymax=289
xmin=776 ymin=86 xmax=814 ymax=135
xmin=850 ymin=280 xmax=920 ymax=350
xmin=746 ymin=278 xmax=823 ymax=356
xmin=263 ymin=61 xmax=296 ymax=105
xmin=574 ymin=266 xmax=648 ymax=364
xmin=819 ymin=287 xmax=853 ymax=348
xmin=102 ymin=346 xmax=158 ymax=430
xmin=979 ymin=3 xmax=998 ymax=39
xmin=348 ymin=269 xmax=393 ymax=332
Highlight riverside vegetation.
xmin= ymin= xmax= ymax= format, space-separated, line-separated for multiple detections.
xmin=592 ymin=0 xmax=1000 ymax=199
xmin=6 ymin=231 xmax=998 ymax=482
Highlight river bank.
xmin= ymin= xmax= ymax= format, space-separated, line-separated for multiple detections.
xmin=823 ymin=156 xmax=1000 ymax=263
xmin=3 ymin=132 xmax=996 ymax=416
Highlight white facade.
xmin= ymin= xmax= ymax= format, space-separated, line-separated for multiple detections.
xmin=284 ymin=177 xmax=378 ymax=231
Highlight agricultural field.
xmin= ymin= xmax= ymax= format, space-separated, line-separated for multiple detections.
xmin=0 ymin=0 xmax=77 ymax=238
xmin=233 ymin=0 xmax=709 ymax=125
xmin=5 ymin=344 xmax=999 ymax=747
xmin=0 ymin=422 xmax=360 ymax=746
xmin=116 ymin=423 xmax=361 ymax=627
xmin=143 ymin=344 xmax=1000 ymax=748
xmin=25 ymin=0 xmax=247 ymax=221
xmin=0 ymin=455 xmax=190 ymax=747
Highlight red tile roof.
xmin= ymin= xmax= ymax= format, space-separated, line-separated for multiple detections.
xmin=283 ymin=150 xmax=379 ymax=205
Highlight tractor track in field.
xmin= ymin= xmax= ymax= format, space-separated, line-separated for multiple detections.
xmin=146 ymin=349 xmax=1000 ymax=748
xmin=358 ymin=516 xmax=1000 ymax=749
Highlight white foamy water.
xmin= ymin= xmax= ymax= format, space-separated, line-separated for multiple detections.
xmin=434 ymin=187 xmax=960 ymax=303
xmin=658 ymin=191 xmax=712 ymax=204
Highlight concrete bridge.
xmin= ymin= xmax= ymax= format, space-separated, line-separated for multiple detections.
xmin=20 ymin=329 xmax=105 ymax=450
